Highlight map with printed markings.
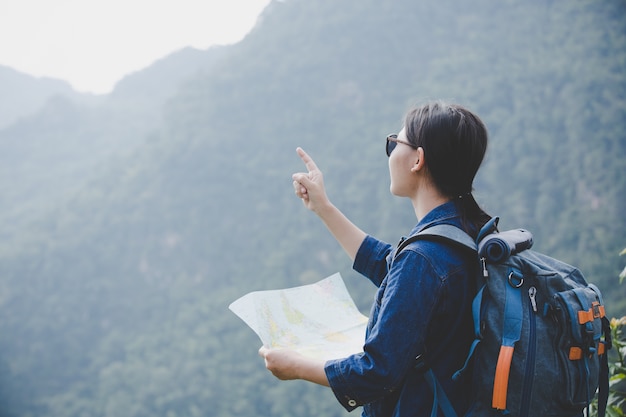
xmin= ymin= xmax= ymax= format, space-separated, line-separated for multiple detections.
xmin=229 ymin=273 xmax=368 ymax=360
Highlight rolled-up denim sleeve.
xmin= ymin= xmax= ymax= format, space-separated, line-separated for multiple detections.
xmin=353 ymin=235 xmax=393 ymax=287
xmin=324 ymin=356 xmax=365 ymax=411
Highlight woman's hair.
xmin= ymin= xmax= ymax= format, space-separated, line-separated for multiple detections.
xmin=404 ymin=101 xmax=491 ymax=236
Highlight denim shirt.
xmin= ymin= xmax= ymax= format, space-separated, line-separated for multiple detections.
xmin=324 ymin=201 xmax=476 ymax=417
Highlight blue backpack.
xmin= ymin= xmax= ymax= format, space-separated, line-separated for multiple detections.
xmin=397 ymin=217 xmax=612 ymax=417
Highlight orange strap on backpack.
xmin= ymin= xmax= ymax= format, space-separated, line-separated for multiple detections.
xmin=493 ymin=345 xmax=515 ymax=409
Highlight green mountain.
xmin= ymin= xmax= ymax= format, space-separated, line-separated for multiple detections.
xmin=0 ymin=0 xmax=624 ymax=416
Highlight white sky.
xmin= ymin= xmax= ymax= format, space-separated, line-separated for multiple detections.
xmin=0 ymin=0 xmax=272 ymax=94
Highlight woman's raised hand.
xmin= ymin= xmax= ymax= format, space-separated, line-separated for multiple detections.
xmin=292 ymin=147 xmax=330 ymax=214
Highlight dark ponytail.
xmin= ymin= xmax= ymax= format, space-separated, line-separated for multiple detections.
xmin=454 ymin=193 xmax=491 ymax=239
xmin=404 ymin=101 xmax=491 ymax=237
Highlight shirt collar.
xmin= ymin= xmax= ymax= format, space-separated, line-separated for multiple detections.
xmin=409 ymin=200 xmax=460 ymax=235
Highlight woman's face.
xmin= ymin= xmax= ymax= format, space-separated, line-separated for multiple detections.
xmin=388 ymin=128 xmax=420 ymax=197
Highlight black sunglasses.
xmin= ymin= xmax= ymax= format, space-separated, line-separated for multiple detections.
xmin=386 ymin=134 xmax=417 ymax=157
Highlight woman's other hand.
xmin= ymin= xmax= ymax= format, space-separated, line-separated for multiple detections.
xmin=258 ymin=346 xmax=330 ymax=386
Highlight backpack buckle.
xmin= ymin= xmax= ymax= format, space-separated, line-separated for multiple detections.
xmin=578 ymin=301 xmax=606 ymax=324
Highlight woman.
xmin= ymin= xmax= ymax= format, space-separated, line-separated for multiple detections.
xmin=259 ymin=101 xmax=491 ymax=416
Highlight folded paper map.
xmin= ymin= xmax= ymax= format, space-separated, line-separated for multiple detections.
xmin=229 ymin=273 xmax=368 ymax=360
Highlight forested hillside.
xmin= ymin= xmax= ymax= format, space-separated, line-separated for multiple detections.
xmin=0 ymin=0 xmax=624 ymax=416
xmin=0 ymin=46 xmax=225 ymax=243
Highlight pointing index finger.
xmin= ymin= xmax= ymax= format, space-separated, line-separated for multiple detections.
xmin=296 ymin=147 xmax=319 ymax=173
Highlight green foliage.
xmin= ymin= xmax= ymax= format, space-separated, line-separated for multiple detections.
xmin=606 ymin=317 xmax=626 ymax=416
xmin=589 ymin=250 xmax=626 ymax=417
xmin=0 ymin=0 xmax=624 ymax=416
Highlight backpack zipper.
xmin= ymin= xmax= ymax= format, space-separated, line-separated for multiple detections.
xmin=520 ymin=286 xmax=538 ymax=417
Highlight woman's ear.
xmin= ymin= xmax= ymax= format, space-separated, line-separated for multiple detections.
xmin=411 ymin=147 xmax=425 ymax=173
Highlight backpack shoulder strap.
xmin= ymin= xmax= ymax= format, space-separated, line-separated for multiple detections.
xmin=399 ymin=223 xmax=477 ymax=417
xmin=396 ymin=224 xmax=477 ymax=257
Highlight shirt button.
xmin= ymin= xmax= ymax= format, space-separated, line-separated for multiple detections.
xmin=348 ymin=399 xmax=357 ymax=407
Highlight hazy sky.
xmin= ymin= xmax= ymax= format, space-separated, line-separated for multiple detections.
xmin=0 ymin=0 xmax=272 ymax=94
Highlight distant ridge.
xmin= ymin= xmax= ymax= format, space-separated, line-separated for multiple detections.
xmin=0 ymin=46 xmax=228 ymax=131
xmin=0 ymin=65 xmax=81 ymax=129
xmin=110 ymin=46 xmax=228 ymax=101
